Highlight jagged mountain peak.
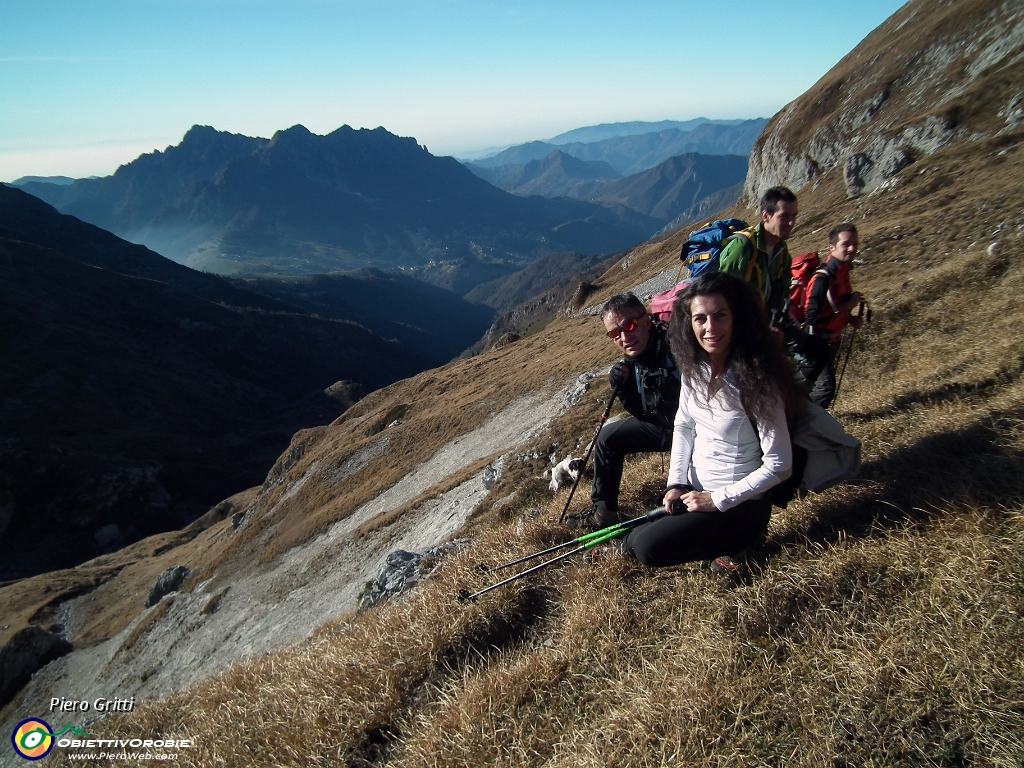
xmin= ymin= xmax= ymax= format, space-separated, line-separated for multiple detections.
xmin=20 ymin=124 xmax=656 ymax=283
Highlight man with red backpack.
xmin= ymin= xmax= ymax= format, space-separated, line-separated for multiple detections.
xmin=799 ymin=222 xmax=865 ymax=407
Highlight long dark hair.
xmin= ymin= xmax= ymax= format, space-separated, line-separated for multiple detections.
xmin=668 ymin=272 xmax=805 ymax=426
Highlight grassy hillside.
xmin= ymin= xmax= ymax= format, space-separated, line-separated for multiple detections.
xmin=37 ymin=99 xmax=1024 ymax=765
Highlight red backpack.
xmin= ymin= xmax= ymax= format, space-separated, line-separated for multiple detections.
xmin=788 ymin=251 xmax=825 ymax=325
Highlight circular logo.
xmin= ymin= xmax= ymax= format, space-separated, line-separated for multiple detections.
xmin=11 ymin=719 xmax=54 ymax=761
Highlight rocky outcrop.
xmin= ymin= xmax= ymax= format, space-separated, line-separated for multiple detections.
xmin=357 ymin=540 xmax=471 ymax=612
xmin=146 ymin=566 xmax=190 ymax=607
xmin=743 ymin=0 xmax=1024 ymax=202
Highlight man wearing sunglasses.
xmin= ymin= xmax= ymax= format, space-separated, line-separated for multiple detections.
xmin=566 ymin=293 xmax=680 ymax=530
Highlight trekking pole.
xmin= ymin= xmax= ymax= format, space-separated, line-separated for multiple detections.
xmin=557 ymin=383 xmax=621 ymax=524
xmin=833 ymin=300 xmax=869 ymax=407
xmin=458 ymin=507 xmax=668 ymax=602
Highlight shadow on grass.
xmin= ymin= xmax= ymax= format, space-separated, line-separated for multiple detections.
xmin=765 ymin=412 xmax=1024 ymax=556
xmin=842 ymin=359 xmax=1024 ymax=422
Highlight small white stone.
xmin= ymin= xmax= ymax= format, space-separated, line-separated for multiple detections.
xmin=988 ymin=242 xmax=1000 ymax=256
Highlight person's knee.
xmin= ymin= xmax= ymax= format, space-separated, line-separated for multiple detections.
xmin=631 ymin=546 xmax=662 ymax=567
xmin=626 ymin=531 xmax=679 ymax=568
xmin=596 ymin=418 xmax=632 ymax=453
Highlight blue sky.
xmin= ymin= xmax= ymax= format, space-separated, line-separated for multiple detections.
xmin=1 ymin=0 xmax=908 ymax=181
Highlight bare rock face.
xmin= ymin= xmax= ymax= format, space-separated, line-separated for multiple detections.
xmin=0 ymin=627 xmax=72 ymax=708
xmin=146 ymin=565 xmax=191 ymax=607
xmin=358 ymin=540 xmax=471 ymax=611
xmin=743 ymin=0 xmax=1024 ymax=203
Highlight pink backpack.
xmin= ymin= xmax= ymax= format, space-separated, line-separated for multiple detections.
xmin=648 ymin=280 xmax=692 ymax=322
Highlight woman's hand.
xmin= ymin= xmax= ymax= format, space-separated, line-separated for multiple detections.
xmin=680 ymin=490 xmax=717 ymax=513
xmin=663 ymin=487 xmax=685 ymax=511
xmin=663 ymin=488 xmax=718 ymax=513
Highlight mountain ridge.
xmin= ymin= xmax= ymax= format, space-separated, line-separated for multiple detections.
xmin=21 ymin=125 xmax=658 ymax=290
xmin=471 ymin=119 xmax=768 ymax=174
xmin=468 ymin=151 xmax=748 ymax=227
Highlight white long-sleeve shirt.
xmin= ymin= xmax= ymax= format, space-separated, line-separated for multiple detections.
xmin=667 ymin=366 xmax=792 ymax=511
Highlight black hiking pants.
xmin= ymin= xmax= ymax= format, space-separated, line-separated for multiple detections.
xmin=784 ymin=325 xmax=831 ymax=390
xmin=809 ymin=341 xmax=842 ymax=409
xmin=621 ymin=496 xmax=772 ymax=567
xmin=591 ymin=416 xmax=672 ymax=512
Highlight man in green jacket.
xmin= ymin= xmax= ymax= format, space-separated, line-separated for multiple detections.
xmin=718 ymin=186 xmax=798 ymax=318
xmin=719 ymin=185 xmax=828 ymax=384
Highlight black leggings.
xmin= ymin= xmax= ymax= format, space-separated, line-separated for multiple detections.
xmin=622 ymin=496 xmax=772 ymax=567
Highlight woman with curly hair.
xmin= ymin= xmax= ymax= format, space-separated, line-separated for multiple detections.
xmin=621 ymin=271 xmax=806 ymax=568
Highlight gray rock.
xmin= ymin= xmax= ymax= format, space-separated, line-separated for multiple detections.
xmin=358 ymin=540 xmax=471 ymax=611
xmin=482 ymin=457 xmax=505 ymax=490
xmin=560 ymin=373 xmax=595 ymax=413
xmin=146 ymin=565 xmax=190 ymax=607
xmin=1000 ymin=93 xmax=1024 ymax=127
xmin=844 ymin=153 xmax=874 ymax=197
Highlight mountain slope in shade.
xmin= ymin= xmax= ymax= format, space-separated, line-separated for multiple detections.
xmin=1 ymin=183 xmax=496 ymax=364
xmin=0 ymin=183 xmax=286 ymax=311
xmin=231 ymin=268 xmax=494 ymax=366
xmin=22 ymin=125 xmax=658 ymax=289
xmin=0 ymin=190 xmax=429 ymax=579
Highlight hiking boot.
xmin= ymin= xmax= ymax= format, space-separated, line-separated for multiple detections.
xmin=710 ymin=553 xmax=747 ymax=576
xmin=565 ymin=503 xmax=619 ymax=531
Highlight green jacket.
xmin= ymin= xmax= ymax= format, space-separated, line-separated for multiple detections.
xmin=718 ymin=222 xmax=791 ymax=313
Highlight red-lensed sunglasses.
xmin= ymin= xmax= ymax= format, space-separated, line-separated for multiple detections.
xmin=606 ymin=316 xmax=645 ymax=339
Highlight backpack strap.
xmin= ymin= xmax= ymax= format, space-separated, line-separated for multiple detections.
xmin=673 ymin=261 xmax=687 ymax=284
xmin=807 ymin=266 xmax=840 ymax=313
xmin=726 ymin=227 xmax=757 ymax=283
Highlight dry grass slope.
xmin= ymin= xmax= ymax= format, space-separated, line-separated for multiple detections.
xmin=20 ymin=0 xmax=1024 ymax=758
xmin=53 ymin=118 xmax=1024 ymax=766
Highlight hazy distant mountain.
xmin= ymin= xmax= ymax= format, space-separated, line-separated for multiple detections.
xmin=547 ymin=118 xmax=748 ymax=145
xmin=470 ymin=151 xmax=620 ymax=198
xmin=655 ymin=182 xmax=745 ymax=236
xmin=463 ymin=251 xmax=610 ymax=312
xmin=472 ymin=119 xmax=768 ymax=174
xmin=587 ymin=153 xmax=748 ymax=222
xmin=11 ymin=175 xmax=80 ymax=186
xmin=22 ymin=125 xmax=658 ymax=292
xmin=463 ymin=141 xmax=566 ymax=172
xmin=468 ymin=151 xmax=747 ymax=225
